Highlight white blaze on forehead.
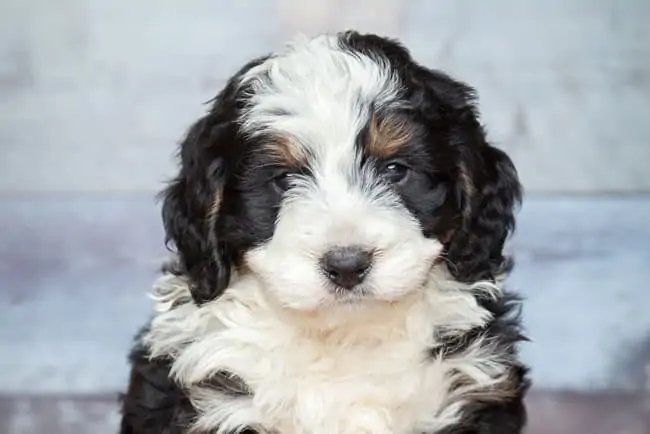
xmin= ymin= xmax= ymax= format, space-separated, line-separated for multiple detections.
xmin=238 ymin=34 xmax=402 ymax=163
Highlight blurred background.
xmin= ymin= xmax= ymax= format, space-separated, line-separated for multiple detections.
xmin=1 ymin=0 xmax=649 ymax=433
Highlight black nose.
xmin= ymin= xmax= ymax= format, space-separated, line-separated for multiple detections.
xmin=320 ymin=247 xmax=372 ymax=289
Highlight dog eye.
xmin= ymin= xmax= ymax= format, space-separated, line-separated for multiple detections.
xmin=273 ymin=171 xmax=299 ymax=192
xmin=380 ymin=162 xmax=410 ymax=184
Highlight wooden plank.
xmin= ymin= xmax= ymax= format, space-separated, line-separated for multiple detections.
xmin=0 ymin=392 xmax=647 ymax=434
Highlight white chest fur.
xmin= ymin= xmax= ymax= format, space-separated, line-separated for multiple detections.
xmin=145 ymin=273 xmax=510 ymax=434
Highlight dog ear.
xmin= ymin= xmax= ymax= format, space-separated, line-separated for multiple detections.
xmin=446 ymin=139 xmax=522 ymax=283
xmin=160 ymin=56 xmax=270 ymax=304
xmin=160 ymin=105 xmax=236 ymax=304
xmin=412 ymin=67 xmax=522 ymax=282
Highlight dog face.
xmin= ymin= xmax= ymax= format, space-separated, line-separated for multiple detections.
xmin=161 ymin=32 xmax=521 ymax=310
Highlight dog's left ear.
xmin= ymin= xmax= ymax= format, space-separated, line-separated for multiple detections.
xmin=447 ymin=137 xmax=522 ymax=283
xmin=413 ymin=67 xmax=522 ymax=283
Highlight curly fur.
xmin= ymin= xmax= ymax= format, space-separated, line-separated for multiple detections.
xmin=120 ymin=31 xmax=529 ymax=434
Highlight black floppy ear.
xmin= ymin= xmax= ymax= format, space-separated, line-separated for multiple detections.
xmin=411 ymin=66 xmax=522 ymax=283
xmin=348 ymin=36 xmax=520 ymax=278
xmin=160 ymin=56 xmax=270 ymax=304
xmin=446 ymin=128 xmax=522 ymax=283
xmin=160 ymin=112 xmax=234 ymax=305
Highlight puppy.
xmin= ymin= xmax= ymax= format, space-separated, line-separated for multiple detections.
xmin=120 ymin=31 xmax=529 ymax=434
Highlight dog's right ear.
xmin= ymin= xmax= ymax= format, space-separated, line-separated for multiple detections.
xmin=159 ymin=55 xmax=272 ymax=304
xmin=160 ymin=102 xmax=236 ymax=305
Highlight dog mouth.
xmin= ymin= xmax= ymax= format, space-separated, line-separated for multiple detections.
xmin=328 ymin=284 xmax=373 ymax=304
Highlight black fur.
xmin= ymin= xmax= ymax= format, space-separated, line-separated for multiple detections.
xmin=159 ymin=56 xmax=274 ymax=305
xmin=435 ymin=366 xmax=529 ymax=434
xmin=121 ymin=31 xmax=528 ymax=434
xmin=119 ymin=328 xmax=197 ymax=434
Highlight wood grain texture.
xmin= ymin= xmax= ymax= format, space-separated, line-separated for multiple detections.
xmin=1 ymin=392 xmax=647 ymax=434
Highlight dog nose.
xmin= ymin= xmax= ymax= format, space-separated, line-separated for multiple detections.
xmin=320 ymin=247 xmax=372 ymax=289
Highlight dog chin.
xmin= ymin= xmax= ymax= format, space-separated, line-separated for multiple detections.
xmin=308 ymin=287 xmax=379 ymax=311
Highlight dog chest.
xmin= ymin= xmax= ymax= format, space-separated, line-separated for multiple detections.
xmin=212 ymin=320 xmax=460 ymax=434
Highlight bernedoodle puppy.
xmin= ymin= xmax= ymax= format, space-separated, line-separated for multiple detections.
xmin=120 ymin=31 xmax=529 ymax=434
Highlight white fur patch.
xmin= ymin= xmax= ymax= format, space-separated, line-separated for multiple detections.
xmin=145 ymin=268 xmax=510 ymax=434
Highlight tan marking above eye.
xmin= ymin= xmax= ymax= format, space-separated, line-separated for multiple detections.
xmin=263 ymin=135 xmax=309 ymax=167
xmin=367 ymin=114 xmax=412 ymax=158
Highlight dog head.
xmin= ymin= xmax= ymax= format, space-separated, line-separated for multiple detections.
xmin=161 ymin=32 xmax=521 ymax=311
